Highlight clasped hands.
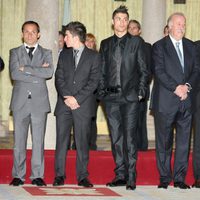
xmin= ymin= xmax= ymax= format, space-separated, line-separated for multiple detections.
xmin=174 ymin=84 xmax=189 ymax=101
xmin=19 ymin=62 xmax=49 ymax=71
xmin=64 ymin=96 xmax=80 ymax=110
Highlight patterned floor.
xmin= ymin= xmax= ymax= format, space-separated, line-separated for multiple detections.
xmin=0 ymin=185 xmax=200 ymax=200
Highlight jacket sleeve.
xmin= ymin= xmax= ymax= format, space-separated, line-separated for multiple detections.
xmin=23 ymin=49 xmax=54 ymax=79
xmin=74 ymin=53 xmax=101 ymax=104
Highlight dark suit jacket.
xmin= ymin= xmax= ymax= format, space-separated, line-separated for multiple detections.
xmin=151 ymin=36 xmax=200 ymax=113
xmin=54 ymin=47 xmax=100 ymax=117
xmin=98 ymin=33 xmax=149 ymax=102
xmin=192 ymin=40 xmax=200 ymax=111
xmin=144 ymin=42 xmax=152 ymax=100
xmin=0 ymin=56 xmax=4 ymax=71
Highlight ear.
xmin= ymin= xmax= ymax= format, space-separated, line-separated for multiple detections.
xmin=37 ymin=32 xmax=41 ymax=39
xmin=112 ymin=19 xmax=114 ymax=25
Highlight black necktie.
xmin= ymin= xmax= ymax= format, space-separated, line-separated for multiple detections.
xmin=114 ymin=39 xmax=122 ymax=86
xmin=73 ymin=49 xmax=79 ymax=70
xmin=26 ymin=46 xmax=35 ymax=60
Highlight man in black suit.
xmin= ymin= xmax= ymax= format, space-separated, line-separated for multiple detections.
xmin=151 ymin=12 xmax=200 ymax=189
xmin=0 ymin=56 xmax=4 ymax=71
xmin=192 ymin=41 xmax=200 ymax=188
xmin=53 ymin=21 xmax=100 ymax=187
xmin=128 ymin=19 xmax=152 ymax=151
xmin=97 ymin=6 xmax=149 ymax=190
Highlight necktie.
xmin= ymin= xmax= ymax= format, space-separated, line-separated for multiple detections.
xmin=114 ymin=39 xmax=122 ymax=86
xmin=26 ymin=46 xmax=35 ymax=60
xmin=73 ymin=49 xmax=79 ymax=70
xmin=175 ymin=42 xmax=184 ymax=72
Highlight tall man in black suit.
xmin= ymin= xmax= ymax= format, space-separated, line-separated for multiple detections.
xmin=192 ymin=40 xmax=200 ymax=188
xmin=151 ymin=13 xmax=200 ymax=189
xmin=128 ymin=19 xmax=152 ymax=151
xmin=97 ymin=6 xmax=149 ymax=190
xmin=53 ymin=21 xmax=100 ymax=187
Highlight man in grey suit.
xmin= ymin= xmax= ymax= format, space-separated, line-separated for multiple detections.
xmin=53 ymin=21 xmax=100 ymax=187
xmin=9 ymin=21 xmax=54 ymax=186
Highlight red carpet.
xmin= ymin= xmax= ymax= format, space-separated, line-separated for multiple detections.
xmin=0 ymin=149 xmax=194 ymax=185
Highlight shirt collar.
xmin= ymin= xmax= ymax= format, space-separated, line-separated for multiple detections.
xmin=24 ymin=43 xmax=38 ymax=54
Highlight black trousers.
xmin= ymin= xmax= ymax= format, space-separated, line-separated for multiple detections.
xmin=154 ymin=104 xmax=192 ymax=183
xmin=103 ymin=94 xmax=139 ymax=182
xmin=193 ymin=108 xmax=200 ymax=180
xmin=136 ymin=99 xmax=148 ymax=151
xmin=55 ymin=110 xmax=91 ymax=182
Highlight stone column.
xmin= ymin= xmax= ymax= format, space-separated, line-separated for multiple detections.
xmin=26 ymin=0 xmax=59 ymax=149
xmin=141 ymin=0 xmax=166 ymax=142
xmin=142 ymin=0 xmax=166 ymax=44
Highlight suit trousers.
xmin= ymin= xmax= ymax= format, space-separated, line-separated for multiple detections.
xmin=55 ymin=109 xmax=91 ymax=182
xmin=154 ymin=103 xmax=192 ymax=183
xmin=103 ymin=94 xmax=139 ymax=182
xmin=12 ymin=99 xmax=47 ymax=181
xmin=193 ymin=108 xmax=200 ymax=180
xmin=136 ymin=99 xmax=148 ymax=151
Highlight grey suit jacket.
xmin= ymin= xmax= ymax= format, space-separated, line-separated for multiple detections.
xmin=9 ymin=44 xmax=54 ymax=113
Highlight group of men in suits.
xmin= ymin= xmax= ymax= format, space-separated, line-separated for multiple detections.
xmin=8 ymin=5 xmax=200 ymax=190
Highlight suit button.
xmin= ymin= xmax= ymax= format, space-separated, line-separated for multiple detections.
xmin=73 ymin=81 xmax=76 ymax=84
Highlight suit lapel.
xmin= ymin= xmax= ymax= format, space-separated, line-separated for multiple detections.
xmin=166 ymin=37 xmax=184 ymax=73
xmin=182 ymin=38 xmax=190 ymax=75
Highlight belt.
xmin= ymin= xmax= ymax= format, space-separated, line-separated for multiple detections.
xmin=106 ymin=87 xmax=122 ymax=93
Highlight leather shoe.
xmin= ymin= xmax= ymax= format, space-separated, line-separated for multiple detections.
xmin=126 ymin=184 xmax=136 ymax=190
xmin=78 ymin=178 xmax=93 ymax=187
xmin=174 ymin=182 xmax=190 ymax=189
xmin=53 ymin=176 xmax=65 ymax=186
xmin=106 ymin=179 xmax=126 ymax=187
xmin=9 ymin=178 xmax=24 ymax=186
xmin=192 ymin=180 xmax=200 ymax=188
xmin=158 ymin=182 xmax=169 ymax=189
xmin=32 ymin=178 xmax=47 ymax=186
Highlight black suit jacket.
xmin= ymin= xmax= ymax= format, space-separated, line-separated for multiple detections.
xmin=151 ymin=36 xmax=200 ymax=113
xmin=192 ymin=40 xmax=200 ymax=111
xmin=54 ymin=47 xmax=100 ymax=117
xmin=98 ymin=33 xmax=149 ymax=102
xmin=0 ymin=56 xmax=4 ymax=71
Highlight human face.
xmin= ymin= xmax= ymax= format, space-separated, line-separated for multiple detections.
xmin=64 ymin=30 xmax=76 ymax=48
xmin=128 ymin=22 xmax=141 ymax=36
xmin=169 ymin=15 xmax=186 ymax=40
xmin=58 ymin=34 xmax=65 ymax=50
xmin=22 ymin=24 xmax=40 ymax=46
xmin=112 ymin=13 xmax=129 ymax=36
xmin=85 ymin=37 xmax=96 ymax=50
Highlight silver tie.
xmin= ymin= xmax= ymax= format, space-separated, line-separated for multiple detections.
xmin=176 ymin=42 xmax=184 ymax=72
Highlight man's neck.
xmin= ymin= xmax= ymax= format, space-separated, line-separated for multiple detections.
xmin=73 ymin=41 xmax=84 ymax=49
xmin=114 ymin=31 xmax=127 ymax=38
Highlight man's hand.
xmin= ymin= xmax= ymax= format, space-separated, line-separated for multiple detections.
xmin=19 ymin=65 xmax=24 ymax=71
xmin=42 ymin=62 xmax=49 ymax=68
xmin=174 ymin=85 xmax=188 ymax=101
xmin=64 ymin=96 xmax=80 ymax=110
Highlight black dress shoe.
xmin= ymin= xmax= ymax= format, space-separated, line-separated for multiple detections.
xmin=192 ymin=180 xmax=200 ymax=188
xmin=126 ymin=184 xmax=136 ymax=190
xmin=53 ymin=176 xmax=65 ymax=186
xmin=158 ymin=182 xmax=169 ymax=189
xmin=78 ymin=178 xmax=93 ymax=187
xmin=106 ymin=179 xmax=127 ymax=187
xmin=174 ymin=182 xmax=190 ymax=189
xmin=32 ymin=178 xmax=47 ymax=186
xmin=9 ymin=178 xmax=24 ymax=186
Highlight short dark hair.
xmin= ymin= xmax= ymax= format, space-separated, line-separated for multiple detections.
xmin=65 ymin=21 xmax=87 ymax=43
xmin=112 ymin=5 xmax=129 ymax=19
xmin=21 ymin=21 xmax=40 ymax=33
xmin=128 ymin=19 xmax=141 ymax=30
